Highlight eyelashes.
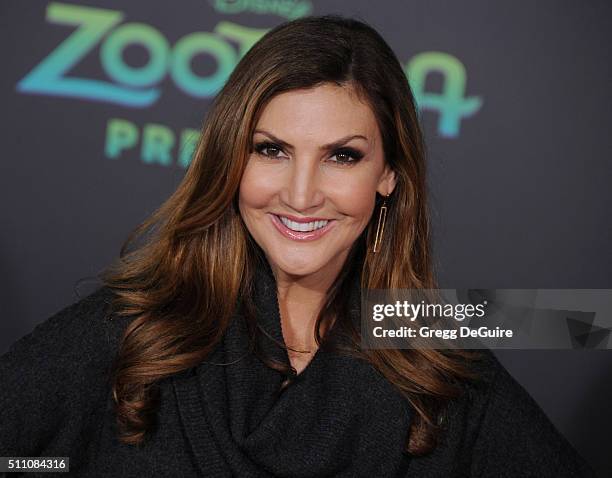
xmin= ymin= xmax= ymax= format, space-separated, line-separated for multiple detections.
xmin=252 ymin=141 xmax=364 ymax=166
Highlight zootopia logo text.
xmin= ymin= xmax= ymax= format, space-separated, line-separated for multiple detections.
xmin=17 ymin=2 xmax=482 ymax=138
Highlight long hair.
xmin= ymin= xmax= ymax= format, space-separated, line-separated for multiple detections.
xmin=99 ymin=14 xmax=482 ymax=455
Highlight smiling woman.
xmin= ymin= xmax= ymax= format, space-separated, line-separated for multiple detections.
xmin=0 ymin=13 xmax=595 ymax=478
xmin=239 ymin=83 xmax=397 ymax=372
xmin=240 ymin=85 xmax=394 ymax=285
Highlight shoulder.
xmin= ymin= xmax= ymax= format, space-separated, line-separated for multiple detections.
xmin=452 ymin=349 xmax=595 ymax=477
xmin=1 ymin=285 xmax=127 ymax=365
xmin=453 ymin=349 xmax=565 ymax=442
xmin=0 ymin=285 xmax=131 ymax=455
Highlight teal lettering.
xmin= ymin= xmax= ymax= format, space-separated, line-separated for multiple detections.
xmin=406 ymin=52 xmax=482 ymax=138
xmin=105 ymin=118 xmax=139 ymax=158
xmin=141 ymin=123 xmax=175 ymax=166
xmin=178 ymin=129 xmax=199 ymax=169
xmin=17 ymin=3 xmax=159 ymax=107
xmin=100 ymin=23 xmax=170 ymax=88
xmin=211 ymin=0 xmax=313 ymax=20
xmin=170 ymin=32 xmax=236 ymax=98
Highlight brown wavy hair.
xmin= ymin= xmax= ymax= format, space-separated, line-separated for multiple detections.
xmin=98 ymin=14 xmax=482 ymax=455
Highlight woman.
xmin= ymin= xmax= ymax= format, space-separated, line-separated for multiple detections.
xmin=0 ymin=14 xmax=595 ymax=477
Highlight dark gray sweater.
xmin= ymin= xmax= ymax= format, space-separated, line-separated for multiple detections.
xmin=0 ymin=265 xmax=597 ymax=477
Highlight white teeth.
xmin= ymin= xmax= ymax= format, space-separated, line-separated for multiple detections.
xmin=278 ymin=216 xmax=329 ymax=232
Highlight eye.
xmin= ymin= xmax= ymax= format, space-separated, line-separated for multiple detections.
xmin=253 ymin=141 xmax=287 ymax=159
xmin=329 ymin=148 xmax=364 ymax=166
xmin=252 ymin=141 xmax=365 ymax=166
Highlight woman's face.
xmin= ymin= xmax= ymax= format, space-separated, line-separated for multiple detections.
xmin=239 ymin=83 xmax=396 ymax=282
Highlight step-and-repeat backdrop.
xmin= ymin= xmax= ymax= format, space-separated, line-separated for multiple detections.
xmin=1 ymin=1 xmax=610 ymax=473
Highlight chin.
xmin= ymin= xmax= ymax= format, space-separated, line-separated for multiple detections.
xmin=266 ymin=251 xmax=328 ymax=278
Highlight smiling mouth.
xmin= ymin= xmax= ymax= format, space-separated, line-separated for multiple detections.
xmin=276 ymin=215 xmax=330 ymax=232
xmin=269 ymin=214 xmax=336 ymax=241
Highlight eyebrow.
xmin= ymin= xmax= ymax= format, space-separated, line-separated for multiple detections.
xmin=253 ymin=129 xmax=368 ymax=151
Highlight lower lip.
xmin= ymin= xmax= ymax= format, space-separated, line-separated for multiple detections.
xmin=269 ymin=214 xmax=336 ymax=241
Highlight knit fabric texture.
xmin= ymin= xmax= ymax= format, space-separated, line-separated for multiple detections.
xmin=0 ymin=259 xmax=597 ymax=477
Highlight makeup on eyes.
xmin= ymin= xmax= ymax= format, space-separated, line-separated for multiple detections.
xmin=252 ymin=140 xmax=365 ymax=166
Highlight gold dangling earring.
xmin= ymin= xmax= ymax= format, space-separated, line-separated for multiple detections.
xmin=372 ymin=193 xmax=389 ymax=253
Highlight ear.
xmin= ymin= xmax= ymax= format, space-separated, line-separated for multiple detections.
xmin=376 ymin=164 xmax=397 ymax=196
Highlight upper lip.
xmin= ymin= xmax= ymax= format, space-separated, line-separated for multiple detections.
xmin=273 ymin=213 xmax=332 ymax=223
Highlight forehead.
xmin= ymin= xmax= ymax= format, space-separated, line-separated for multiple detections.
xmin=255 ymin=83 xmax=380 ymax=140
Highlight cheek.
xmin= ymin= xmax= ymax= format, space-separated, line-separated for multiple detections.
xmin=333 ymin=175 xmax=378 ymax=221
xmin=238 ymin=161 xmax=275 ymax=210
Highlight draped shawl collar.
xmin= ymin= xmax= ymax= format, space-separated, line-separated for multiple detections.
xmin=172 ymin=259 xmax=413 ymax=477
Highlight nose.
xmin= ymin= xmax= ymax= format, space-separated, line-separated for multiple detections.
xmin=279 ymin=156 xmax=325 ymax=213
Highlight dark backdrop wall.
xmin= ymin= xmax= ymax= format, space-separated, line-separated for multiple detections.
xmin=1 ymin=1 xmax=610 ymax=475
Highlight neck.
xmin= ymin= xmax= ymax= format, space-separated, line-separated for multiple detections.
xmin=269 ymin=251 xmax=348 ymax=352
